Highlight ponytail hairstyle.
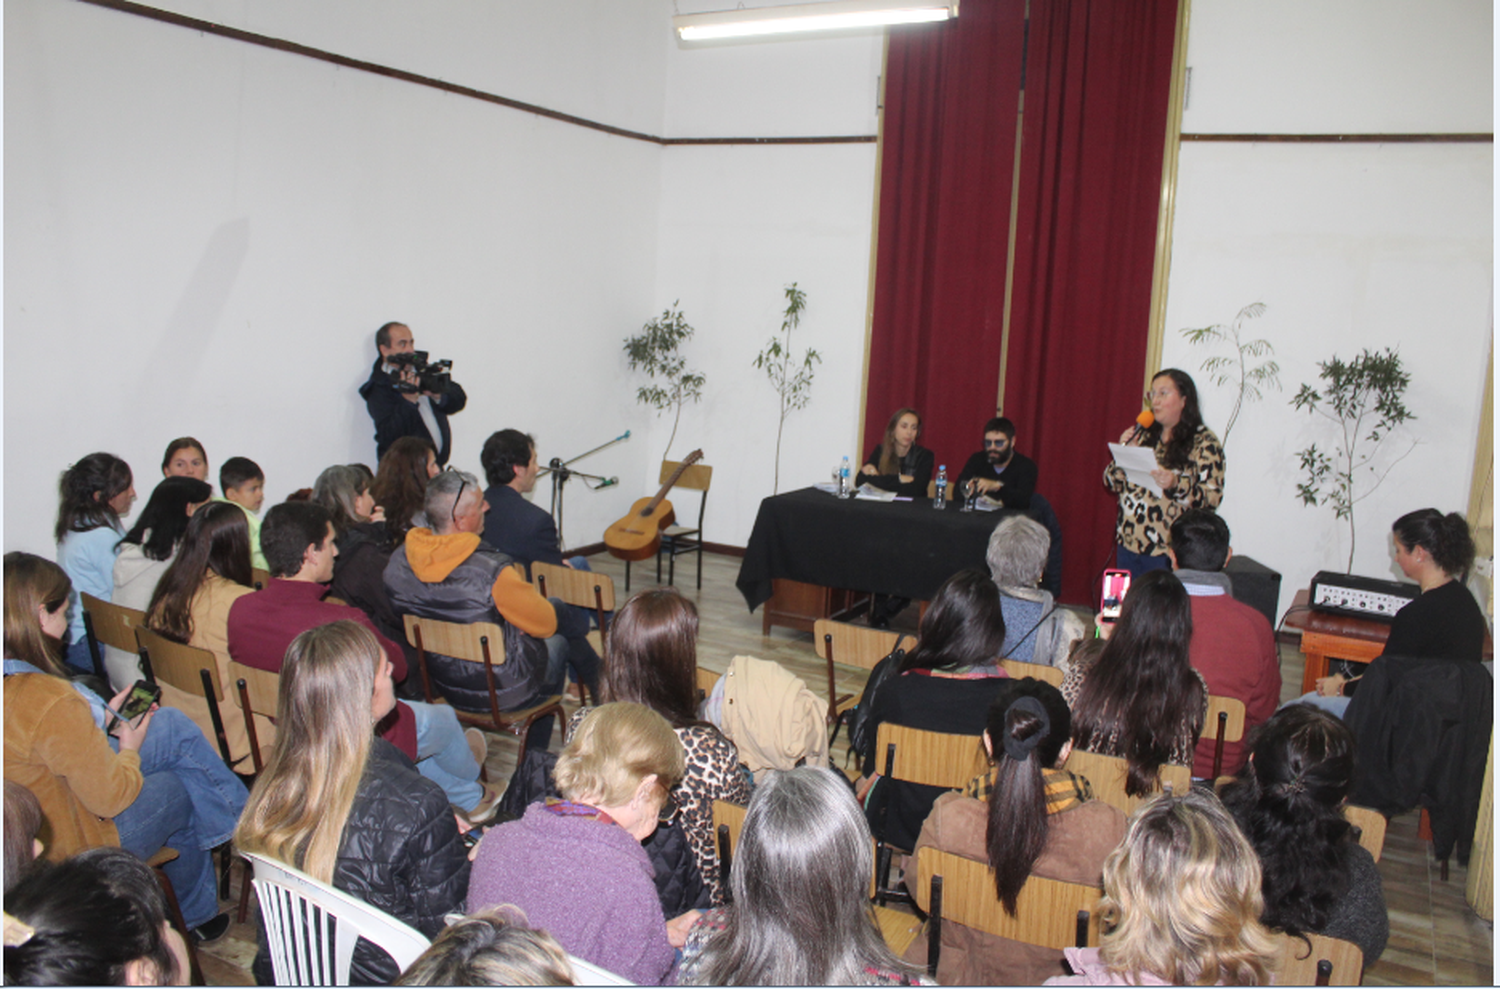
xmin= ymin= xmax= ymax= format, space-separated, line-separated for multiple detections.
xmin=984 ymin=678 xmax=1073 ymax=915
xmin=1221 ymin=705 xmax=1357 ymax=942
xmin=119 ymin=476 xmax=213 ymax=562
xmin=146 ymin=502 xmax=252 ymax=643
xmin=3 ymin=552 xmax=72 ymax=677
xmin=54 ymin=453 xmax=133 ymax=541
xmin=877 ymin=407 xmax=922 ymax=476
xmin=1392 ymin=508 xmax=1476 ymax=580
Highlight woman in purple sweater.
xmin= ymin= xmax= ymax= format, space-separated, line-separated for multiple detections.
xmin=467 ymin=702 xmax=699 ymax=984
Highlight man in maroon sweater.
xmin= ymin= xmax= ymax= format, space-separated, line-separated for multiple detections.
xmin=1167 ymin=509 xmax=1281 ymax=779
xmin=228 ymin=501 xmax=498 ymax=822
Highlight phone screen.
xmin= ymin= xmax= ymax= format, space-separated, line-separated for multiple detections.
xmin=113 ymin=681 xmax=161 ymax=727
xmin=1100 ymin=569 xmax=1131 ymax=622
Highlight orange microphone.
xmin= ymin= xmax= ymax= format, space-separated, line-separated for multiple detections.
xmin=1128 ymin=409 xmax=1155 ymax=443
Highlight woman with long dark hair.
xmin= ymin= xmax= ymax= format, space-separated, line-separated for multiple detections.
xmin=145 ymin=502 xmax=263 ymax=765
xmin=908 ymin=679 xmax=1126 ymax=983
xmin=566 ymin=588 xmax=749 ymax=904
xmin=313 ymin=464 xmax=410 ymax=663
xmin=860 ymin=407 xmax=934 ymax=498
xmin=1062 ymin=569 xmax=1206 ymax=797
xmin=1221 ymin=706 xmax=1388 ymax=965
xmin=371 ymin=435 xmax=439 ymax=544
xmin=857 ymin=569 xmax=1010 ymax=850
xmin=55 ymin=453 xmax=136 ymax=672
xmin=1104 ymin=368 xmax=1224 ymax=577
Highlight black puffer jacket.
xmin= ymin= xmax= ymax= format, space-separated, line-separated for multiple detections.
xmin=252 ymin=740 xmax=470 ymax=985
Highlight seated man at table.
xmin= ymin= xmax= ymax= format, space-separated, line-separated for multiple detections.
xmin=1168 ymin=508 xmax=1280 ymax=778
xmin=955 ymin=416 xmax=1037 ymax=510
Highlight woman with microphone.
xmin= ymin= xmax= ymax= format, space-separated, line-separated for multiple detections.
xmin=1104 ymin=369 xmax=1224 ymax=576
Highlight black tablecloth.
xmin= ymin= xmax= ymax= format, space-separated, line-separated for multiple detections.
xmin=736 ymin=487 xmax=1023 ymax=610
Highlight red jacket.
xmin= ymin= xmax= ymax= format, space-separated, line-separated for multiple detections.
xmin=1187 ymin=591 xmax=1281 ymax=778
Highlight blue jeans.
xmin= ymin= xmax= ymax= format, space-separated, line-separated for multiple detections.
xmin=406 ymin=701 xmax=482 ymax=809
xmin=551 ymin=597 xmax=601 ymax=701
xmin=1115 ymin=545 xmax=1172 ymax=580
xmin=525 ymin=632 xmax=571 ymax=751
xmin=113 ymin=707 xmax=249 ymax=928
xmin=64 ymin=635 xmax=96 ymax=675
xmin=1283 ymin=691 xmax=1352 ymax=719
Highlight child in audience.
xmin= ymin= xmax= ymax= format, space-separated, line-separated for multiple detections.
xmin=217 ymin=456 xmax=269 ymax=571
xmin=160 ymin=437 xmax=209 ymax=483
xmin=55 ymin=452 xmax=136 ymax=672
xmin=395 ymin=907 xmax=576 ymax=986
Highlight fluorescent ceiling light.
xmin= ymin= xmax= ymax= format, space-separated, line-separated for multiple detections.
xmin=674 ymin=0 xmax=959 ymax=42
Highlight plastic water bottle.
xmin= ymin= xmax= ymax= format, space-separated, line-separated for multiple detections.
xmin=839 ymin=456 xmax=851 ymax=498
xmin=934 ymin=465 xmax=948 ymax=509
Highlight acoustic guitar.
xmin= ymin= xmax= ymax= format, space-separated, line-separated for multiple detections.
xmin=604 ymin=450 xmax=705 ymax=561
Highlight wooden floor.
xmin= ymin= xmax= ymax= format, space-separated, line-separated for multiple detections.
xmin=199 ymin=550 xmax=1492 ymax=985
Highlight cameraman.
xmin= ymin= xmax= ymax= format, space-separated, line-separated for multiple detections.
xmin=359 ymin=321 xmax=467 ymax=465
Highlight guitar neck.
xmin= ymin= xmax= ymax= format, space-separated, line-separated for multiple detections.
xmin=638 ymin=452 xmax=702 ymax=516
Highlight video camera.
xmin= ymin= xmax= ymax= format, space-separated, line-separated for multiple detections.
xmin=388 ymin=351 xmax=453 ymax=395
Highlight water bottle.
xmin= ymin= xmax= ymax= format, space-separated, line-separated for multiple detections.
xmin=934 ymin=465 xmax=948 ymax=509
xmin=839 ymin=456 xmax=851 ymax=498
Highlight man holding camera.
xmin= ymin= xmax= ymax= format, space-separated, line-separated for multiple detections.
xmin=360 ymin=321 xmax=467 ymax=465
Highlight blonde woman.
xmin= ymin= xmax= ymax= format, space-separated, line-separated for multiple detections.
xmin=394 ymin=907 xmax=575 ymax=986
xmin=1046 ymin=789 xmax=1278 ymax=986
xmin=234 ymin=620 xmax=469 ymax=985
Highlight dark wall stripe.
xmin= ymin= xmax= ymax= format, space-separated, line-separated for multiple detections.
xmin=1182 ymin=133 xmax=1491 ymax=143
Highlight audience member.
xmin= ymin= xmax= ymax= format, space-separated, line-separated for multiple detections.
xmin=235 ymin=621 xmax=469 ymax=985
xmin=217 ymin=456 xmax=268 ymax=571
xmin=105 ymin=476 xmax=213 ymax=688
xmin=986 ymin=515 xmax=1086 ymax=670
xmin=4 ymin=846 xmax=191 ymax=986
xmin=907 ymin=679 xmax=1126 ymax=984
xmin=146 ymin=503 xmax=263 ymax=766
xmin=3 ymin=551 xmax=243 ymax=941
xmin=160 ymin=437 xmax=209 ymax=482
xmin=312 ymin=464 xmax=411 ymax=673
xmin=394 ymin=906 xmax=575 ymax=987
xmin=1167 ymin=509 xmax=1279 ymax=778
xmin=4 ymin=781 xmax=44 ymax=893
xmin=480 ymin=428 xmax=576 ymax=575
xmin=383 ymin=469 xmax=569 ymax=750
xmin=227 ymin=501 xmax=495 ymax=820
xmin=678 ymin=766 xmax=925 ymax=986
xmin=55 ymin=452 xmax=136 ymax=672
xmin=1063 ymin=570 xmax=1206 ymax=797
xmin=566 ymin=589 xmax=749 ymax=904
xmin=857 ymin=569 xmax=1010 ymax=850
xmin=468 ymin=702 xmax=694 ymax=985
xmin=1221 ymin=706 xmax=1388 ymax=966
xmin=1045 ymin=790 xmax=1278 ymax=986
xmin=371 ymin=435 xmax=439 ymax=544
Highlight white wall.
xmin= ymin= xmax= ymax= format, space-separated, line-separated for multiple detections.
xmin=1164 ymin=0 xmax=1493 ymax=619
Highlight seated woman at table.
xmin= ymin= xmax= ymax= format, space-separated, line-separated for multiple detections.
xmin=856 ymin=569 xmax=1010 ymax=850
xmin=1299 ymin=508 xmax=1486 ymax=717
xmin=860 ymin=407 xmax=933 ymax=498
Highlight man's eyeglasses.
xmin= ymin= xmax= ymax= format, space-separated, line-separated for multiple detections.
xmin=983 ymin=439 xmax=1008 ymax=448
xmin=451 ymin=475 xmax=467 ymax=528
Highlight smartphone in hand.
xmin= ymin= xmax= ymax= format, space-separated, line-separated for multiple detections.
xmin=109 ymin=680 xmax=162 ymax=732
xmin=1100 ymin=569 xmax=1131 ymax=624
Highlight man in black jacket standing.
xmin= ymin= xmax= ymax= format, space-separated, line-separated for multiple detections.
xmin=359 ymin=321 xmax=467 ymax=465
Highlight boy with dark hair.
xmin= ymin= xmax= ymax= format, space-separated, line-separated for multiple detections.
xmin=216 ymin=456 xmax=268 ymax=571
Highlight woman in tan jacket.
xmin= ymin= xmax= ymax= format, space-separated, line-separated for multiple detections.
xmin=146 ymin=502 xmax=269 ymax=767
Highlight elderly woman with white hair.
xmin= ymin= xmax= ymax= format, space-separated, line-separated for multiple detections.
xmin=986 ymin=515 xmax=1086 ymax=671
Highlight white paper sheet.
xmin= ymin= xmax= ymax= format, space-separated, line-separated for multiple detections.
xmin=1108 ymin=443 xmax=1164 ymax=496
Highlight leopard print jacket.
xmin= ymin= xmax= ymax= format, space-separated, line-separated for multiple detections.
xmin=1103 ymin=425 xmax=1224 ymax=556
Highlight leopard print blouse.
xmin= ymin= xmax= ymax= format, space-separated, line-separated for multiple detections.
xmin=1103 ymin=425 xmax=1224 ymax=556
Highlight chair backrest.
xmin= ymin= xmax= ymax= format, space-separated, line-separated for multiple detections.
xmin=1206 ymin=694 xmax=1247 ymax=742
xmin=532 ymin=562 xmax=616 ymax=613
xmin=999 ymin=658 xmax=1064 ymax=687
xmin=814 ymin=620 xmax=910 ymax=672
xmin=251 ymin=568 xmax=272 ymax=591
xmin=135 ymin=626 xmax=224 ymax=700
xmin=696 ymin=666 xmax=721 ymax=699
xmin=80 ymin=593 xmax=147 ymax=653
xmin=1275 ymin=930 xmax=1364 ymax=985
xmin=915 ymin=847 xmax=1102 ymax=950
xmin=242 ymin=849 xmax=430 ymax=985
xmin=661 ymin=460 xmax=712 ymax=493
xmin=402 ymin=614 xmax=509 ymax=666
xmin=874 ymin=722 xmax=989 ymax=791
xmin=1062 ymin=749 xmax=1192 ymax=816
xmin=229 ymin=660 xmax=282 ymax=772
xmin=1343 ymin=804 xmax=1387 ymax=863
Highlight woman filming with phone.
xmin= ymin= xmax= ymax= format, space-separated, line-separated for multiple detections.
xmin=2 ymin=551 xmax=247 ymax=943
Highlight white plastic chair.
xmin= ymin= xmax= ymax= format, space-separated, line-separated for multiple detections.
xmin=243 ymin=850 xmax=430 ymax=985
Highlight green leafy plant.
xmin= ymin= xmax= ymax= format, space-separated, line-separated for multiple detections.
xmin=753 ymin=283 xmax=820 ymax=494
xmin=1292 ymin=347 xmax=1416 ymax=572
xmin=1179 ymin=302 xmax=1281 ymax=447
xmin=623 ymin=302 xmax=706 ymax=462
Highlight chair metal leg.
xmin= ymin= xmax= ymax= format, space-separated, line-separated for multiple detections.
xmin=695 ymin=541 xmax=704 ymax=590
xmin=625 ymin=559 xmax=631 ymax=591
xmin=152 ymin=859 xmax=204 ymax=985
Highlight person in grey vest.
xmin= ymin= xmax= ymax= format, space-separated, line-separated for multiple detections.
xmin=384 ymin=469 xmax=570 ymax=750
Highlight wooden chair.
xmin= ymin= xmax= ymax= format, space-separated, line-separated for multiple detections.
xmin=872 ymin=723 xmax=989 ymax=904
xmin=532 ymin=562 xmax=615 ymax=695
xmin=695 ymin=665 xmax=721 ymax=702
xmin=711 ymin=800 xmax=920 ymax=956
xmin=402 ymin=614 xmax=566 ymax=743
xmin=625 ymin=460 xmax=713 ymax=591
xmin=231 ymin=660 xmax=284 ymax=922
xmin=998 ymin=658 xmax=1064 ymax=687
xmin=251 ymin=568 xmax=272 ymax=590
xmin=1275 ymin=930 xmax=1364 ymax=985
xmin=80 ymin=593 xmax=146 ymax=683
xmin=1343 ymin=804 xmax=1388 ymax=863
xmin=1062 ymin=749 xmax=1191 ymax=816
xmin=813 ymin=620 xmax=911 ymax=735
xmin=1205 ymin=694 xmax=1247 ymax=780
xmin=915 ymin=846 xmax=1102 ymax=977
xmin=143 ymin=848 xmax=205 ymax=985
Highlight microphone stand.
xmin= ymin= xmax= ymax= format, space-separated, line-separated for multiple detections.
xmin=539 ymin=431 xmax=629 ymax=553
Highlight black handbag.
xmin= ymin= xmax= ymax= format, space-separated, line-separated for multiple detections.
xmin=845 ymin=636 xmax=911 ymax=766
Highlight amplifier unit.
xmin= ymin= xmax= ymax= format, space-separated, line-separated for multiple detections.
xmin=1307 ymin=570 xmax=1418 ymax=622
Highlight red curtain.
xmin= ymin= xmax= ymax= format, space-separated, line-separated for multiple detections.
xmin=866 ymin=0 xmax=1179 ymax=604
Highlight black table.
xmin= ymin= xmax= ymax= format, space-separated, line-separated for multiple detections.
xmin=736 ymin=487 xmax=1023 ymax=631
